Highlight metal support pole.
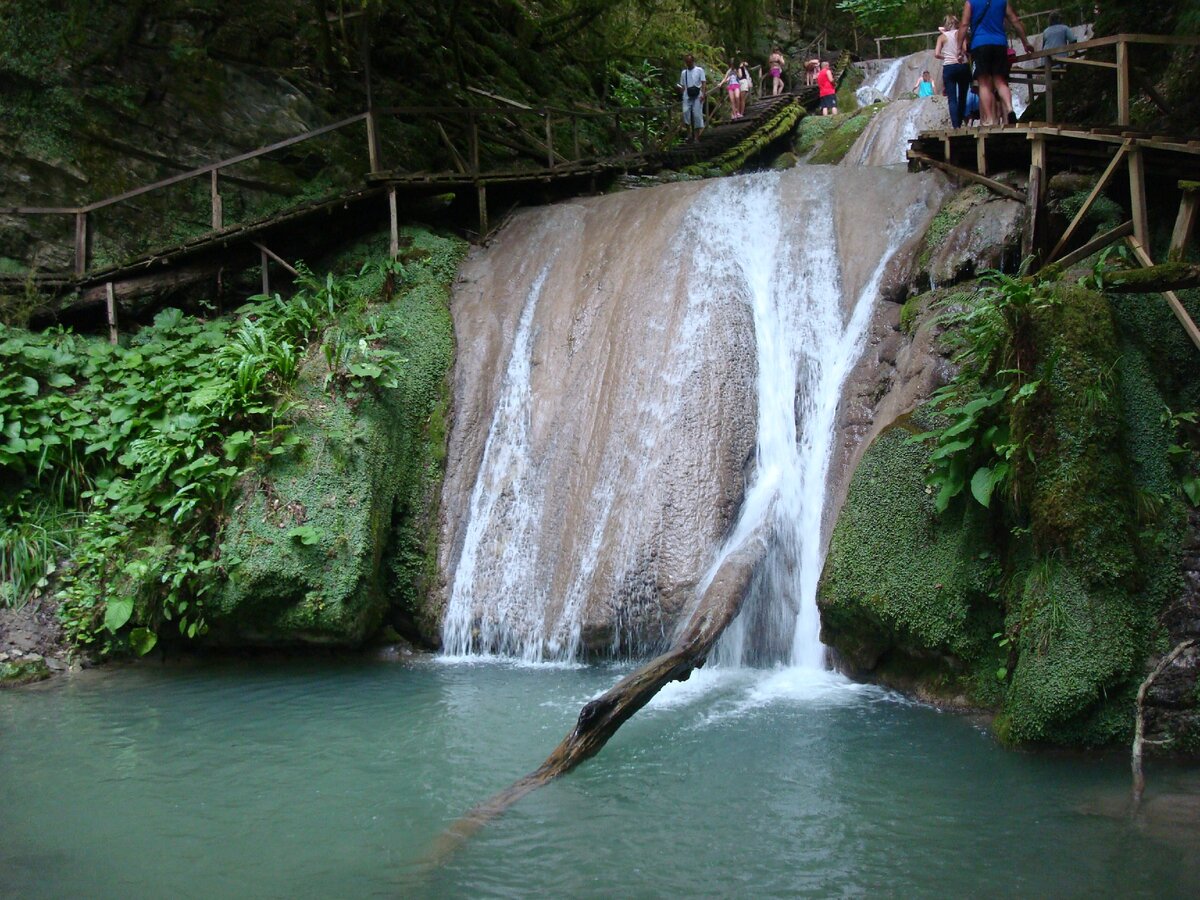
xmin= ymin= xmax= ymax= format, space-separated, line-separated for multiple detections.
xmin=261 ymin=248 xmax=270 ymax=297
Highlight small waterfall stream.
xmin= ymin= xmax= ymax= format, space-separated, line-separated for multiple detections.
xmin=441 ymin=167 xmax=941 ymax=667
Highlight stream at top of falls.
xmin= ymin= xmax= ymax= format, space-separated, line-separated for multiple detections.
xmin=3 ymin=657 xmax=1200 ymax=898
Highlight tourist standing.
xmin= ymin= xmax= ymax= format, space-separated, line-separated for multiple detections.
xmin=935 ymin=13 xmax=971 ymax=128
xmin=957 ymin=0 xmax=1033 ymax=126
xmin=768 ymin=48 xmax=786 ymax=96
xmin=678 ymin=54 xmax=707 ymax=141
xmin=1041 ymin=12 xmax=1075 ymax=57
xmin=737 ymin=60 xmax=753 ymax=117
xmin=913 ymin=70 xmax=935 ymax=97
xmin=721 ymin=61 xmax=743 ymax=119
xmin=816 ymin=60 xmax=837 ymax=116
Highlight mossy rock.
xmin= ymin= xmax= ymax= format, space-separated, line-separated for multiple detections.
xmin=807 ymin=105 xmax=883 ymax=166
xmin=211 ymin=228 xmax=464 ymax=646
xmin=1 ymin=657 xmax=51 ymax=687
xmin=818 ymin=420 xmax=1002 ymax=692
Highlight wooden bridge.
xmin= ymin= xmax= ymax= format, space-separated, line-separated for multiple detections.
xmin=906 ymin=33 xmax=1200 ymax=348
xmin=1 ymin=90 xmax=807 ymax=325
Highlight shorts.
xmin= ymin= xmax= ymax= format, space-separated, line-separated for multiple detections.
xmin=682 ymin=97 xmax=704 ymax=128
xmin=739 ymin=78 xmax=752 ymax=91
xmin=819 ymin=94 xmax=836 ymax=109
xmin=972 ymin=43 xmax=1009 ymax=77
xmin=727 ymin=83 xmax=740 ymax=94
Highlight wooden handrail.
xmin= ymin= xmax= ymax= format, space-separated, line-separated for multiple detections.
xmin=81 ymin=112 xmax=369 ymax=213
xmin=1013 ymin=31 xmax=1200 ymax=65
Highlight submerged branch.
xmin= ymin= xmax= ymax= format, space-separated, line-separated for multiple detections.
xmin=428 ymin=531 xmax=768 ymax=863
xmin=1132 ymin=637 xmax=1197 ymax=808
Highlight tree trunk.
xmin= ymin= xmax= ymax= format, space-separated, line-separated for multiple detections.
xmin=429 ymin=531 xmax=769 ymax=862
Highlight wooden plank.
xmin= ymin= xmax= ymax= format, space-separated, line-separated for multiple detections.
xmin=435 ymin=122 xmax=468 ymax=174
xmin=477 ymin=183 xmax=488 ymax=238
xmin=1046 ymin=140 xmax=1131 ymax=263
xmin=1127 ymin=236 xmax=1200 ymax=351
xmin=252 ymin=242 xmax=299 ymax=277
xmin=1129 ymin=146 xmax=1149 ymax=247
xmin=466 ymin=86 xmax=533 ymax=109
xmin=908 ymin=151 xmax=1027 ymax=202
xmin=1 ymin=206 xmax=80 ymax=215
xmin=1170 ymin=190 xmax=1198 ymax=262
xmin=105 ymin=282 xmax=118 ymax=345
xmin=1058 ymin=57 xmax=1118 ymax=70
xmin=1023 ymin=164 xmax=1044 ymax=265
xmin=976 ymin=132 xmax=987 ymax=177
xmin=1051 ymin=220 xmax=1133 ymax=270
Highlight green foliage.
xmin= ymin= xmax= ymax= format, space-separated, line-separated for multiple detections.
xmin=0 ymin=251 xmax=418 ymax=656
xmin=807 ymin=105 xmax=882 ymax=165
xmin=908 ymin=271 xmax=1054 ymax=514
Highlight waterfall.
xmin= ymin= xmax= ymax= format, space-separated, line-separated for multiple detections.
xmin=440 ymin=169 xmax=941 ymax=665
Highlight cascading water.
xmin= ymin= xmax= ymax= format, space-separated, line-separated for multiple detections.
xmin=440 ymin=167 xmax=942 ymax=667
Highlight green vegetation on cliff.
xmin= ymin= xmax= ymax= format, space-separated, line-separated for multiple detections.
xmin=0 ymin=227 xmax=464 ymax=654
xmin=821 ymin=269 xmax=1192 ymax=746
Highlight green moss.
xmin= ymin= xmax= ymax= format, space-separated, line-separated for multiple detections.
xmin=212 ymin=227 xmax=464 ymax=646
xmin=836 ymin=64 xmax=863 ymax=114
xmin=793 ymin=114 xmax=839 ymax=157
xmin=683 ymin=102 xmax=804 ymax=176
xmin=917 ymin=185 xmax=989 ymax=270
xmin=818 ymin=421 xmax=1003 ymax=693
xmin=0 ymin=657 xmax=50 ymax=686
xmin=808 ymin=105 xmax=882 ymax=165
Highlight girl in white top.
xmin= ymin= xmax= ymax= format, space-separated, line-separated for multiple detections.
xmin=935 ymin=14 xmax=972 ymax=128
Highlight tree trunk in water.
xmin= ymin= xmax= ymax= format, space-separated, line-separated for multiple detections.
xmin=1132 ymin=637 xmax=1196 ymax=808
xmin=428 ymin=531 xmax=768 ymax=863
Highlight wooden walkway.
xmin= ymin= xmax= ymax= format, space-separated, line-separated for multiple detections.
xmin=3 ymin=94 xmax=809 ymax=319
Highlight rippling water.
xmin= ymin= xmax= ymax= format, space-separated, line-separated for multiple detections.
xmin=2 ymin=659 xmax=1198 ymax=897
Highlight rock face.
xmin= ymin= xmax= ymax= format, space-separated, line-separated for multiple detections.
xmin=839 ymin=96 xmax=951 ymax=168
xmin=438 ymin=167 xmax=947 ymax=661
xmin=437 ymin=180 xmax=759 ymax=659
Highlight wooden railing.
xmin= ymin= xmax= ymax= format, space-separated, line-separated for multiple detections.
xmin=2 ymin=103 xmax=675 ymax=280
xmin=1008 ymin=33 xmax=1200 ymax=126
xmin=872 ymin=6 xmax=1086 ymax=58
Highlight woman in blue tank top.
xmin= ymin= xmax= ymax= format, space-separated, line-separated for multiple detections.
xmin=956 ymin=1 xmax=1033 ymax=126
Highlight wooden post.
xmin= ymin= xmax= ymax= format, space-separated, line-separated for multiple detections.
xmin=876 ymin=38 xmax=882 ymax=59
xmin=572 ymin=116 xmax=581 ymax=162
xmin=260 ymin=248 xmax=270 ymax=297
xmin=477 ymin=183 xmax=488 ymax=238
xmin=73 ymin=211 xmax=89 ymax=277
xmin=976 ymin=132 xmax=988 ymax=176
xmin=470 ymin=112 xmax=480 ymax=176
xmin=1025 ymin=136 xmax=1049 ymax=265
xmin=105 ymin=282 xmax=118 ymax=345
xmin=1116 ymin=39 xmax=1130 ymax=126
xmin=366 ymin=109 xmax=382 ymax=173
xmin=1044 ymin=57 xmax=1055 ymax=124
xmin=388 ymin=186 xmax=399 ymax=258
xmin=1128 ymin=146 xmax=1149 ymax=249
xmin=210 ymin=169 xmax=223 ymax=230
xmin=545 ymin=112 xmax=555 ymax=169
xmin=1169 ymin=184 xmax=1198 ymax=262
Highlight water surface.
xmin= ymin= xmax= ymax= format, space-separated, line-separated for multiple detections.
xmin=3 ymin=659 xmax=1198 ymax=898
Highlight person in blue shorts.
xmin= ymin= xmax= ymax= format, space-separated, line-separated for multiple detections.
xmin=956 ymin=0 xmax=1033 ymax=126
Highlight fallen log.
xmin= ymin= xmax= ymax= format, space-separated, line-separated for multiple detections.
xmin=1100 ymin=260 xmax=1200 ymax=294
xmin=429 ymin=531 xmax=768 ymax=862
